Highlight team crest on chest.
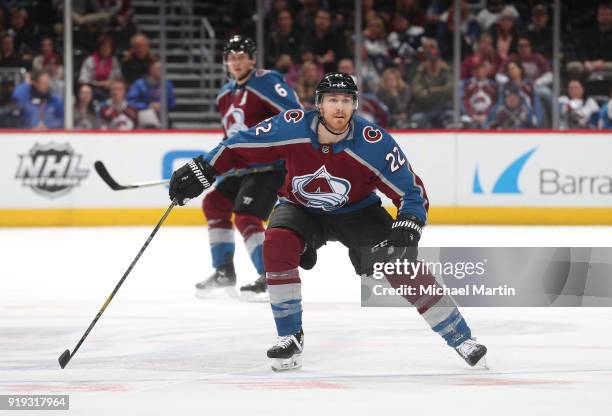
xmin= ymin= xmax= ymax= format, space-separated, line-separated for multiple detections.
xmin=292 ymin=166 xmax=351 ymax=211
xmin=222 ymin=104 xmax=248 ymax=136
xmin=363 ymin=126 xmax=383 ymax=143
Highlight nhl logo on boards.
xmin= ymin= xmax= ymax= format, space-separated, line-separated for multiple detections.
xmin=15 ymin=142 xmax=89 ymax=199
xmin=362 ymin=126 xmax=383 ymax=143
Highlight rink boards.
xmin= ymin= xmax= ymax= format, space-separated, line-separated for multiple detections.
xmin=1 ymin=130 xmax=611 ymax=226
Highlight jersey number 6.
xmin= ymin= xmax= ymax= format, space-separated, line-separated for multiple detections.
xmin=275 ymin=83 xmax=288 ymax=97
xmin=385 ymin=146 xmax=406 ymax=172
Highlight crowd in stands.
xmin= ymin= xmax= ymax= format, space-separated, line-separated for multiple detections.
xmin=259 ymin=0 xmax=612 ymax=130
xmin=1 ymin=0 xmax=612 ymax=130
xmin=0 ymin=0 xmax=175 ymax=129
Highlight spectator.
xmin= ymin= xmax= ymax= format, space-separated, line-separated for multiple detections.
xmin=358 ymin=92 xmax=390 ymax=128
xmin=566 ymin=3 xmax=612 ymax=80
xmin=32 ymin=37 xmax=64 ymax=98
xmin=295 ymin=0 xmax=319 ymax=33
xmin=337 ymin=57 xmax=357 ymax=85
xmin=0 ymin=8 xmax=7 ymax=33
xmin=425 ymin=0 xmax=448 ymax=34
xmin=294 ymin=60 xmax=319 ymax=110
xmin=487 ymin=83 xmax=536 ymax=129
xmin=100 ymin=78 xmax=137 ymax=130
xmin=303 ymin=9 xmax=344 ymax=73
xmin=505 ymin=35 xmax=552 ymax=126
xmin=274 ymin=54 xmax=300 ymax=87
xmin=121 ymin=33 xmax=156 ymax=86
xmin=396 ymin=0 xmax=426 ymax=28
xmin=363 ymin=15 xmax=391 ymax=76
xmin=558 ymin=79 xmax=599 ymax=129
xmin=32 ymin=37 xmax=61 ymax=73
xmin=488 ymin=6 xmax=519 ymax=60
xmin=266 ymin=9 xmax=301 ymax=68
xmin=387 ymin=13 xmax=424 ymax=81
xmin=475 ymin=0 xmax=519 ymax=32
xmin=72 ymin=0 xmax=130 ymax=27
xmin=498 ymin=60 xmax=542 ymax=126
xmin=7 ymin=7 xmax=35 ymax=65
xmin=79 ymin=35 xmax=122 ymax=101
xmin=264 ymin=0 xmax=290 ymax=33
xmin=410 ymin=38 xmax=453 ymax=128
xmin=113 ymin=0 xmax=135 ymax=34
xmin=361 ymin=0 xmax=378 ymax=24
xmin=11 ymin=69 xmax=64 ymax=129
xmin=0 ymin=33 xmax=26 ymax=68
xmin=357 ymin=44 xmax=382 ymax=93
xmin=461 ymin=32 xmax=501 ymax=80
xmin=526 ymin=3 xmax=552 ymax=60
xmin=461 ymin=60 xmax=497 ymax=128
xmin=598 ymin=90 xmax=612 ymax=128
xmin=377 ymin=68 xmax=411 ymax=128
xmin=126 ymin=60 xmax=176 ymax=128
xmin=436 ymin=0 xmax=481 ymax=60
xmin=74 ymin=83 xmax=99 ymax=129
xmin=507 ymin=36 xmax=551 ymax=87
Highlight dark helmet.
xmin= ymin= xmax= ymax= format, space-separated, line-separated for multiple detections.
xmin=223 ymin=35 xmax=257 ymax=59
xmin=315 ymin=72 xmax=359 ymax=110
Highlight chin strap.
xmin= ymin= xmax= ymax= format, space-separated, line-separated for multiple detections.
xmin=317 ymin=115 xmax=351 ymax=136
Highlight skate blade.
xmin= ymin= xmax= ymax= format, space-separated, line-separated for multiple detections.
xmin=239 ymin=291 xmax=269 ymax=303
xmin=194 ymin=286 xmax=238 ymax=300
xmin=475 ymin=356 xmax=489 ymax=370
xmin=270 ymin=355 xmax=302 ymax=372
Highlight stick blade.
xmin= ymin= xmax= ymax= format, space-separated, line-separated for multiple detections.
xmin=94 ymin=161 xmax=124 ymax=190
xmin=58 ymin=349 xmax=71 ymax=369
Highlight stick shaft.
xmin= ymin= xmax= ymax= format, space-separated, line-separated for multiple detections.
xmin=95 ymin=161 xmax=278 ymax=191
xmin=67 ymin=199 xmax=178 ymax=362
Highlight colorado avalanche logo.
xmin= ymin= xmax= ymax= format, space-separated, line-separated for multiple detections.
xmin=284 ymin=109 xmax=304 ymax=123
xmin=292 ymin=166 xmax=351 ymax=211
xmin=222 ymin=105 xmax=248 ymax=136
xmin=363 ymin=126 xmax=383 ymax=143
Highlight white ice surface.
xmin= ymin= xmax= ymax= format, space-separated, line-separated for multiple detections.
xmin=1 ymin=225 xmax=612 ymax=415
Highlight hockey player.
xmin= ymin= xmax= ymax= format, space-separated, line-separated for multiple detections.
xmin=196 ymin=35 xmax=302 ymax=298
xmin=169 ymin=73 xmax=487 ymax=371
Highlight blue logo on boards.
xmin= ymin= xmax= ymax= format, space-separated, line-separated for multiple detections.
xmin=473 ymin=147 xmax=537 ymax=194
xmin=162 ymin=150 xmax=207 ymax=180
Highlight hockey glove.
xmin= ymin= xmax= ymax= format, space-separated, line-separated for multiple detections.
xmin=169 ymin=156 xmax=215 ymax=205
xmin=388 ymin=213 xmax=423 ymax=247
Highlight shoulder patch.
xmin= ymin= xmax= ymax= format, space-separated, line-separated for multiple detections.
xmin=284 ymin=109 xmax=304 ymax=123
xmin=362 ymin=126 xmax=383 ymax=143
xmin=255 ymin=69 xmax=271 ymax=77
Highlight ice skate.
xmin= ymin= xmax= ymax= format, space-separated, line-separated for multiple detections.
xmin=239 ymin=274 xmax=268 ymax=301
xmin=267 ymin=329 xmax=304 ymax=371
xmin=195 ymin=263 xmax=237 ymax=298
xmin=455 ymin=338 xmax=487 ymax=367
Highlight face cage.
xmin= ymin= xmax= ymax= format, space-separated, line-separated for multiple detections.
xmin=315 ymin=92 xmax=359 ymax=111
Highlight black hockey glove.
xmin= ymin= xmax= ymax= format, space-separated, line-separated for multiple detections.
xmin=169 ymin=156 xmax=215 ymax=206
xmin=388 ymin=213 xmax=423 ymax=247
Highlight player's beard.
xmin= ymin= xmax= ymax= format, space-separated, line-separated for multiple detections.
xmin=322 ymin=110 xmax=351 ymax=134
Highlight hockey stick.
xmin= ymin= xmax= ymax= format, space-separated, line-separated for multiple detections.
xmin=94 ymin=161 xmax=279 ymax=191
xmin=58 ymin=198 xmax=178 ymax=369
xmin=94 ymin=161 xmax=167 ymax=190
